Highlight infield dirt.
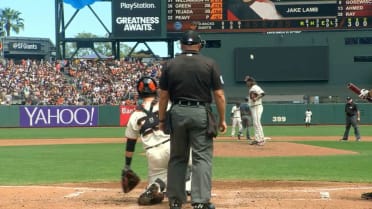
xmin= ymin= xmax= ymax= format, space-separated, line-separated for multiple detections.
xmin=1 ymin=136 xmax=372 ymax=209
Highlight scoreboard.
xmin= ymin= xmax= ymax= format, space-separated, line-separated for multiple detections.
xmin=166 ymin=0 xmax=372 ymax=33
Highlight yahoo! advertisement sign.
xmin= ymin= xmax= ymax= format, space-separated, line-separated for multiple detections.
xmin=20 ymin=106 xmax=98 ymax=127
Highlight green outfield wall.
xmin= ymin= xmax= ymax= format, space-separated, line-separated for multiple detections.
xmin=0 ymin=104 xmax=371 ymax=128
xmin=224 ymin=103 xmax=372 ymax=125
xmin=201 ymin=30 xmax=372 ymax=101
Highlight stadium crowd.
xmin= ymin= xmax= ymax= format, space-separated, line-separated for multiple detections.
xmin=0 ymin=58 xmax=162 ymax=105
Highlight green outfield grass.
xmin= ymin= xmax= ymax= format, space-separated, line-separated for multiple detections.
xmin=1 ymin=125 xmax=372 ymax=139
xmin=0 ymin=126 xmax=372 ymax=185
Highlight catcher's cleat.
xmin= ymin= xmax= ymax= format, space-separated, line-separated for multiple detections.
xmin=361 ymin=192 xmax=372 ymax=200
xmin=138 ymin=183 xmax=164 ymax=205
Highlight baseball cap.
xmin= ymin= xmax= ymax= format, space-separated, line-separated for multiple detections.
xmin=346 ymin=96 xmax=352 ymax=100
xmin=244 ymin=75 xmax=255 ymax=82
xmin=180 ymin=30 xmax=202 ymax=45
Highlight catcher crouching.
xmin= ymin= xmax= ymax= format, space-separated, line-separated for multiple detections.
xmin=121 ymin=76 xmax=191 ymax=205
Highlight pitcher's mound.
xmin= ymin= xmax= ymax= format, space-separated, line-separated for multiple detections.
xmin=214 ymin=141 xmax=357 ymax=157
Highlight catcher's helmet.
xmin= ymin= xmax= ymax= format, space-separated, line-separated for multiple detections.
xmin=136 ymin=76 xmax=158 ymax=97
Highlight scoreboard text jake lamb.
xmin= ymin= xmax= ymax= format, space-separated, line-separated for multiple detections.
xmin=167 ymin=0 xmax=372 ymax=33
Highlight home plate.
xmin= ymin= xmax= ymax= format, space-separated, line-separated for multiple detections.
xmin=64 ymin=191 xmax=85 ymax=198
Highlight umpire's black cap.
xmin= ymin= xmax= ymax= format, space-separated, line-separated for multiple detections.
xmin=180 ymin=30 xmax=202 ymax=45
xmin=346 ymin=96 xmax=352 ymax=101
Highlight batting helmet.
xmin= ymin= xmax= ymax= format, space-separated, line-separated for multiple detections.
xmin=136 ymin=76 xmax=158 ymax=97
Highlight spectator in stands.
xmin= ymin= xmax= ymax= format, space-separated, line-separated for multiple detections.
xmin=0 ymin=58 xmax=163 ymax=105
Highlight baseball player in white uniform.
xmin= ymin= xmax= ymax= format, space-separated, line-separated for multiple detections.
xmin=245 ymin=76 xmax=265 ymax=146
xmin=123 ymin=76 xmax=191 ymax=205
xmin=305 ymin=108 xmax=312 ymax=127
xmin=230 ymin=102 xmax=243 ymax=139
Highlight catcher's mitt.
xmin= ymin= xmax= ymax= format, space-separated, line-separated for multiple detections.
xmin=121 ymin=169 xmax=140 ymax=193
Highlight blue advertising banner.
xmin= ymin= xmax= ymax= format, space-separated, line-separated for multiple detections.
xmin=20 ymin=106 xmax=98 ymax=127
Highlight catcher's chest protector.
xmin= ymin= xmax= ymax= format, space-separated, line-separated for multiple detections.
xmin=137 ymin=103 xmax=160 ymax=135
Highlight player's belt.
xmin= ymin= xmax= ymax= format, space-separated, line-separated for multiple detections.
xmin=145 ymin=139 xmax=170 ymax=150
xmin=250 ymin=104 xmax=262 ymax=107
xmin=174 ymin=100 xmax=206 ymax=106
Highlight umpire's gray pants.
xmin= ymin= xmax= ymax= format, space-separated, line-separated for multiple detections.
xmin=167 ymin=104 xmax=213 ymax=204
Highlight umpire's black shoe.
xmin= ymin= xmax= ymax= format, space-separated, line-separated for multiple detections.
xmin=339 ymin=138 xmax=348 ymax=142
xmin=169 ymin=199 xmax=182 ymax=209
xmin=192 ymin=202 xmax=216 ymax=209
xmin=362 ymin=192 xmax=372 ymax=200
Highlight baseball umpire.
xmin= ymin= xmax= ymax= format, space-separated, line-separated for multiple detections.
xmin=122 ymin=76 xmax=191 ymax=205
xmin=158 ymin=30 xmax=227 ymax=209
xmin=340 ymin=96 xmax=361 ymax=141
xmin=240 ymin=97 xmax=252 ymax=140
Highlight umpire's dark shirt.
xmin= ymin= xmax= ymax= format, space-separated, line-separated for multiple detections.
xmin=159 ymin=51 xmax=223 ymax=103
xmin=345 ymin=102 xmax=358 ymax=116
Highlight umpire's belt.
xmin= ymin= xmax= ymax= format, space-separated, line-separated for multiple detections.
xmin=145 ymin=139 xmax=170 ymax=150
xmin=174 ymin=100 xmax=206 ymax=106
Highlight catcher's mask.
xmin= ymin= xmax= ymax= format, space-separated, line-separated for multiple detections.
xmin=137 ymin=76 xmax=158 ymax=97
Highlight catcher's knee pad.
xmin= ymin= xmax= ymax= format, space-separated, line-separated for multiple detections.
xmin=138 ymin=183 xmax=164 ymax=205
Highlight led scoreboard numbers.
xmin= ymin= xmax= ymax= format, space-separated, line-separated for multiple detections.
xmin=167 ymin=0 xmax=223 ymax=30
xmin=166 ymin=0 xmax=372 ymax=33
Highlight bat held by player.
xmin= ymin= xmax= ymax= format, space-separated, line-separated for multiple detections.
xmin=347 ymin=83 xmax=372 ymax=102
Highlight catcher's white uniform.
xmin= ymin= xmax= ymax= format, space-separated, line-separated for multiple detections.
xmin=125 ymin=101 xmax=191 ymax=191
xmin=248 ymin=84 xmax=265 ymax=143
xmin=125 ymin=101 xmax=170 ymax=186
